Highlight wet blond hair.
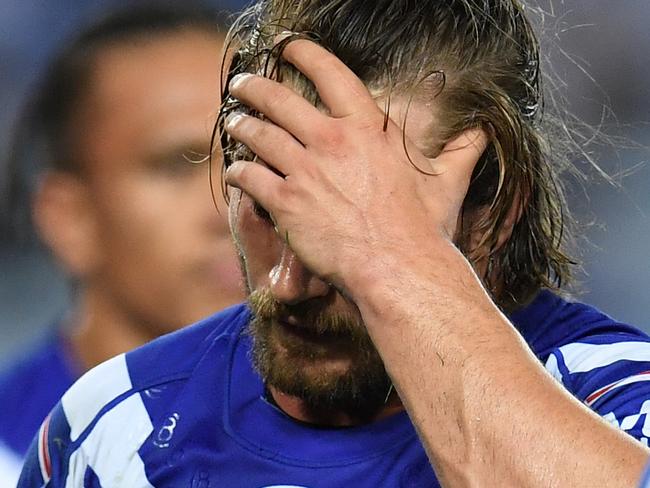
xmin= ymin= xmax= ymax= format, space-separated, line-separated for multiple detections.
xmin=218 ymin=0 xmax=577 ymax=309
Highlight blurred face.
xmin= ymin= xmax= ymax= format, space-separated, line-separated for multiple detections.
xmin=73 ymin=31 xmax=243 ymax=333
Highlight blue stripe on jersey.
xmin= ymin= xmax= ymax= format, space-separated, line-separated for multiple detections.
xmin=18 ymin=403 xmax=71 ymax=487
xmin=17 ymin=293 xmax=650 ymax=486
xmin=45 ymin=404 xmax=71 ymax=485
xmin=15 ymin=436 xmax=44 ymax=487
xmin=511 ymin=291 xmax=648 ymax=361
xmin=545 ymin=340 xmax=650 ymax=442
xmin=509 ymin=291 xmax=650 ymax=442
xmin=549 ymin=340 xmax=650 ymax=395
xmin=64 ymin=387 xmax=146 ymax=453
xmin=84 ymin=466 xmax=101 ymax=487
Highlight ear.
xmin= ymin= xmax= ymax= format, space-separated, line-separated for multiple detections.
xmin=32 ymin=171 xmax=102 ymax=278
xmin=494 ymin=192 xmax=526 ymax=252
xmin=464 ymin=190 xmax=528 ymax=257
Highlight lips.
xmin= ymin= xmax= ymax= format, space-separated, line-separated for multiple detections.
xmin=275 ymin=318 xmax=340 ymax=345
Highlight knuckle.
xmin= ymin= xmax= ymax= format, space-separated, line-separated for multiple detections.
xmin=229 ymin=114 xmax=252 ymax=139
xmin=270 ymin=186 xmax=290 ymax=212
xmin=320 ymin=123 xmax=344 ymax=149
xmin=239 ymin=162 xmax=261 ymax=187
xmin=249 ymin=120 xmax=270 ymax=141
xmin=281 ymin=175 xmax=299 ymax=196
xmin=242 ymin=120 xmax=273 ymax=155
xmin=232 ymin=163 xmax=252 ymax=186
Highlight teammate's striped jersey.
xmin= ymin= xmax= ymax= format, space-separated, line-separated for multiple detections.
xmin=0 ymin=330 xmax=78 ymax=486
xmin=18 ymin=292 xmax=650 ymax=487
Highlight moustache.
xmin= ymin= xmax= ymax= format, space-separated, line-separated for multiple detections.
xmin=247 ymin=289 xmax=368 ymax=342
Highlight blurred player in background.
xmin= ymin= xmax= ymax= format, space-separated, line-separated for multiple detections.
xmin=0 ymin=3 xmax=243 ymax=483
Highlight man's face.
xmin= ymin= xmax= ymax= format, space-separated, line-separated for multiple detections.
xmin=229 ymin=98 xmax=437 ymax=414
xmin=72 ymin=31 xmax=243 ymax=333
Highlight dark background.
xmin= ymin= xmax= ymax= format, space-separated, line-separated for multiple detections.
xmin=1 ymin=0 xmax=649 ymax=366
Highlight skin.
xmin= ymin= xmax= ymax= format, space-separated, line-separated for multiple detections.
xmin=230 ymin=91 xmax=454 ymax=425
xmin=225 ymin=38 xmax=649 ymax=487
xmin=33 ymin=31 xmax=243 ymax=370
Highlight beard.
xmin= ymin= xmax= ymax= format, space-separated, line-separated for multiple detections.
xmin=247 ymin=288 xmax=393 ymax=420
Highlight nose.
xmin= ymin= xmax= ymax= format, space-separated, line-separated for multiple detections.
xmin=269 ymin=245 xmax=330 ymax=305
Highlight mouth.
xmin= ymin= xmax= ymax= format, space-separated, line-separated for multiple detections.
xmin=275 ymin=318 xmax=345 ymax=346
xmin=272 ymin=318 xmax=358 ymax=370
xmin=277 ymin=318 xmax=320 ymax=340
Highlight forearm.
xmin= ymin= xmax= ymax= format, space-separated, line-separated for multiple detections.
xmin=349 ymin=239 xmax=649 ymax=487
xmin=222 ymin=33 xmax=649 ymax=486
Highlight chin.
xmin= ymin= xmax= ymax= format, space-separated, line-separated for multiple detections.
xmin=252 ymin=328 xmax=392 ymax=415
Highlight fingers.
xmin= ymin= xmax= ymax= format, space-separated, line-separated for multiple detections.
xmin=225 ymin=112 xmax=305 ymax=176
xmin=229 ymin=73 xmax=328 ymax=145
xmin=225 ymin=160 xmax=284 ymax=216
xmin=228 ymin=37 xmax=378 ymax=139
xmin=278 ymin=37 xmax=376 ymax=118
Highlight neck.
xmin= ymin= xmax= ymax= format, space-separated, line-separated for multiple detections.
xmin=268 ymin=385 xmax=405 ymax=427
xmin=66 ymin=287 xmax=156 ymax=372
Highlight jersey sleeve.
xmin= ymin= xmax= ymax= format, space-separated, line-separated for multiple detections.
xmin=544 ymin=337 xmax=650 ymax=444
xmin=18 ymin=403 xmax=72 ymax=487
xmin=17 ymin=353 xmax=155 ymax=487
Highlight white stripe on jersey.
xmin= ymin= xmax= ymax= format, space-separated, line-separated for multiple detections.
xmin=62 ymin=354 xmax=132 ymax=441
xmin=544 ymin=353 xmax=563 ymax=382
xmin=37 ymin=415 xmax=52 ymax=483
xmin=0 ymin=441 xmax=23 ymax=488
xmin=65 ymin=393 xmax=154 ymax=488
xmin=556 ymin=341 xmax=650 ymax=374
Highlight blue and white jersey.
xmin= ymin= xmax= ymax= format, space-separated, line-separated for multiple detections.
xmin=641 ymin=462 xmax=650 ymax=488
xmin=0 ymin=331 xmax=78 ymax=486
xmin=18 ymin=292 xmax=650 ymax=487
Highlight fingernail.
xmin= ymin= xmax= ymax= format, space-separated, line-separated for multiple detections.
xmin=229 ymin=73 xmax=252 ymax=91
xmin=226 ymin=112 xmax=245 ymax=130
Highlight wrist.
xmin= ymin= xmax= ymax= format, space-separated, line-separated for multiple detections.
xmin=342 ymin=235 xmax=482 ymax=322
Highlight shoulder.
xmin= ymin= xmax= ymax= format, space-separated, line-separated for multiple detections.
xmin=513 ymin=290 xmax=650 ymax=386
xmin=66 ymin=303 xmax=250 ymax=434
xmin=514 ymin=292 xmax=650 ymax=442
xmin=0 ymin=332 xmax=71 ymax=397
xmin=0 ymin=332 xmax=76 ymax=456
xmin=512 ymin=290 xmax=649 ymax=357
xmin=125 ymin=303 xmax=250 ymax=388
xmin=18 ymin=304 xmax=250 ymax=487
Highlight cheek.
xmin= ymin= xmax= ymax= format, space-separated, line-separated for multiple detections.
xmin=92 ymin=178 xmax=182 ymax=267
xmin=230 ymin=193 xmax=281 ymax=290
xmin=101 ymin=194 xmax=162 ymax=241
xmin=228 ymin=187 xmax=243 ymax=238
